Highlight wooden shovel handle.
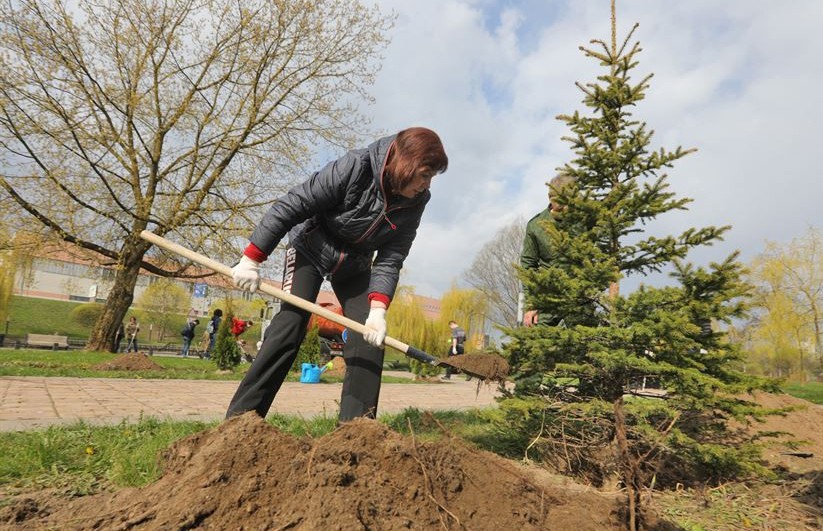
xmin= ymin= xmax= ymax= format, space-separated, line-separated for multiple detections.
xmin=138 ymin=230 xmax=416 ymax=356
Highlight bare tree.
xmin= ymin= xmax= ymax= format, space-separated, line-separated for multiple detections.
xmin=462 ymin=217 xmax=524 ymax=329
xmin=0 ymin=0 xmax=392 ymax=350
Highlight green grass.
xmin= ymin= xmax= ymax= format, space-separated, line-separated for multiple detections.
xmin=781 ymin=381 xmax=823 ymax=404
xmin=6 ymin=297 xmax=91 ymax=339
xmin=0 ymin=408 xmax=497 ymax=495
xmin=4 ymin=295 xmax=267 ymax=345
xmin=0 ymin=349 xmax=419 ymax=383
xmin=0 ymin=349 xmax=250 ymax=380
xmin=0 ymin=416 xmax=217 ymax=494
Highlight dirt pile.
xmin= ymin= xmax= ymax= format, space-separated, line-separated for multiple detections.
xmin=91 ymin=353 xmax=164 ymax=371
xmin=736 ymin=391 xmax=823 ymax=474
xmin=5 ymin=413 xmax=623 ymax=530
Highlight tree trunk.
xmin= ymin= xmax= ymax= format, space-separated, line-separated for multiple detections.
xmin=87 ymin=243 xmax=147 ymax=352
xmin=614 ymin=396 xmax=641 ymax=531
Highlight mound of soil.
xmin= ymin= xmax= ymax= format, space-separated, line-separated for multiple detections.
xmin=5 ymin=413 xmax=623 ymax=530
xmin=91 ymin=353 xmax=164 ymax=371
xmin=736 ymin=391 xmax=823 ymax=474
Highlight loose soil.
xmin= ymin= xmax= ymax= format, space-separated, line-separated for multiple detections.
xmin=440 ymin=353 xmax=510 ymax=382
xmin=91 ymin=353 xmax=165 ymax=371
xmin=1 ymin=413 xmax=624 ymax=531
xmin=734 ymin=391 xmax=823 ymax=475
xmin=2 ymin=392 xmax=821 ymax=530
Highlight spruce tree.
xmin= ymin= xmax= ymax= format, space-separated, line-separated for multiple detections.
xmin=502 ymin=9 xmax=774 ymax=530
xmin=212 ymin=311 xmax=241 ymax=371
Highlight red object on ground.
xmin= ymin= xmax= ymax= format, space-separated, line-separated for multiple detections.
xmin=231 ymin=317 xmax=252 ymax=337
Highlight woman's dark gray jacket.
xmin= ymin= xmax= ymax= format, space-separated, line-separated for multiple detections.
xmin=248 ymin=134 xmax=429 ymax=300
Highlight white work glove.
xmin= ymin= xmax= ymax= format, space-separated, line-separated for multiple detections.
xmin=451 ymin=345 xmax=458 ymax=355
xmin=363 ymin=307 xmax=387 ymax=347
xmin=231 ymin=255 xmax=261 ymax=293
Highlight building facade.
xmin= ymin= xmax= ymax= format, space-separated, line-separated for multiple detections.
xmin=13 ymin=243 xmax=441 ymax=321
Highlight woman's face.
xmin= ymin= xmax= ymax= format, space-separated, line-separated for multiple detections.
xmin=396 ymin=167 xmax=438 ymax=199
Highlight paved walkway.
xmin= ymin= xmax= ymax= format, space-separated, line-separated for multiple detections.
xmin=0 ymin=372 xmax=502 ymax=432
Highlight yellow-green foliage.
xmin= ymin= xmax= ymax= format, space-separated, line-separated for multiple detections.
xmin=438 ymin=285 xmax=489 ymax=353
xmin=745 ymin=228 xmax=823 ymax=380
xmin=71 ymin=303 xmax=105 ymax=327
xmin=0 ymin=251 xmax=13 ymax=325
xmin=135 ymin=279 xmax=190 ymax=341
xmin=0 ymin=227 xmax=19 ymax=325
xmin=296 ymin=324 xmax=321 ymax=369
xmin=210 ymin=296 xmax=262 ymax=323
xmin=388 ymin=286 xmax=441 ymax=377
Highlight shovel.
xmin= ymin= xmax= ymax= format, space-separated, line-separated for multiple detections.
xmin=139 ymin=230 xmax=505 ymax=380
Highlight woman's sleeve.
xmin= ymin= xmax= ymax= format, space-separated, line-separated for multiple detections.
xmin=248 ymin=151 xmax=360 ymax=258
xmin=368 ymin=211 xmax=422 ymax=302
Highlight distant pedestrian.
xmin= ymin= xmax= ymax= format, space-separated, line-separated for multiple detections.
xmin=125 ymin=316 xmax=140 ymax=353
xmin=205 ymin=309 xmax=223 ymax=359
xmin=441 ymin=320 xmax=466 ymax=380
xmin=180 ymin=319 xmax=200 ymax=358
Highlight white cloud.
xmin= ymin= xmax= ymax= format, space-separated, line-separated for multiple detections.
xmin=362 ymin=0 xmax=823 ymax=297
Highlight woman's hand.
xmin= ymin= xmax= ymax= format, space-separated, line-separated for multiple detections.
xmin=363 ymin=307 xmax=387 ymax=347
xmin=232 ymin=255 xmax=261 ymax=292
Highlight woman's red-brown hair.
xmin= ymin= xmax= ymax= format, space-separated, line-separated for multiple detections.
xmin=385 ymin=127 xmax=448 ymax=193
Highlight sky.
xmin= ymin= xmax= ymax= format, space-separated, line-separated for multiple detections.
xmin=350 ymin=0 xmax=823 ymax=299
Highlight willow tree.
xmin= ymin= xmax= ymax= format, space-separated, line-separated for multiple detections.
xmin=387 ymin=286 xmax=441 ymax=378
xmin=747 ymin=227 xmax=823 ymax=375
xmin=0 ymin=226 xmax=13 ymax=327
xmin=437 ymin=285 xmax=489 ymax=353
xmin=0 ymin=0 xmax=391 ymax=351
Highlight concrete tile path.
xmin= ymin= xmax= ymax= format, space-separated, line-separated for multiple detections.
xmin=0 ymin=372 xmax=502 ymax=432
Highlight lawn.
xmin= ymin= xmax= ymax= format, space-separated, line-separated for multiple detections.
xmin=0 ymin=349 xmax=417 ymax=383
xmin=5 ymin=296 xmax=263 ymax=345
xmin=6 ymin=296 xmax=92 ymax=339
xmin=3 ymin=296 xmax=412 ymax=369
xmin=781 ymin=381 xmax=823 ymax=404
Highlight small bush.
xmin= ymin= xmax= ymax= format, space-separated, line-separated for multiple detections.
xmin=294 ymin=325 xmax=321 ymax=369
xmin=212 ymin=312 xmax=241 ymax=371
xmin=71 ymin=303 xmax=104 ymax=328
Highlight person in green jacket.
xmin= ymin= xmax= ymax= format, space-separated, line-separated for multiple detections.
xmin=519 ymin=173 xmax=576 ymax=327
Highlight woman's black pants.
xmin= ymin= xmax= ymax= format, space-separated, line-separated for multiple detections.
xmin=226 ymin=248 xmax=385 ymax=422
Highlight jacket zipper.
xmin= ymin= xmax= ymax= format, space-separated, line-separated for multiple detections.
xmin=351 ymin=139 xmax=417 ymax=244
xmin=353 ymin=204 xmax=407 ymax=244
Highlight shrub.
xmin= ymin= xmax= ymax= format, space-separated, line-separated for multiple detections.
xmin=294 ymin=324 xmax=321 ymax=369
xmin=212 ymin=312 xmax=241 ymax=371
xmin=71 ymin=303 xmax=104 ymax=328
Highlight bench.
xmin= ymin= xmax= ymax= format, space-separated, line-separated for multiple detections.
xmin=25 ymin=333 xmax=70 ymax=350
